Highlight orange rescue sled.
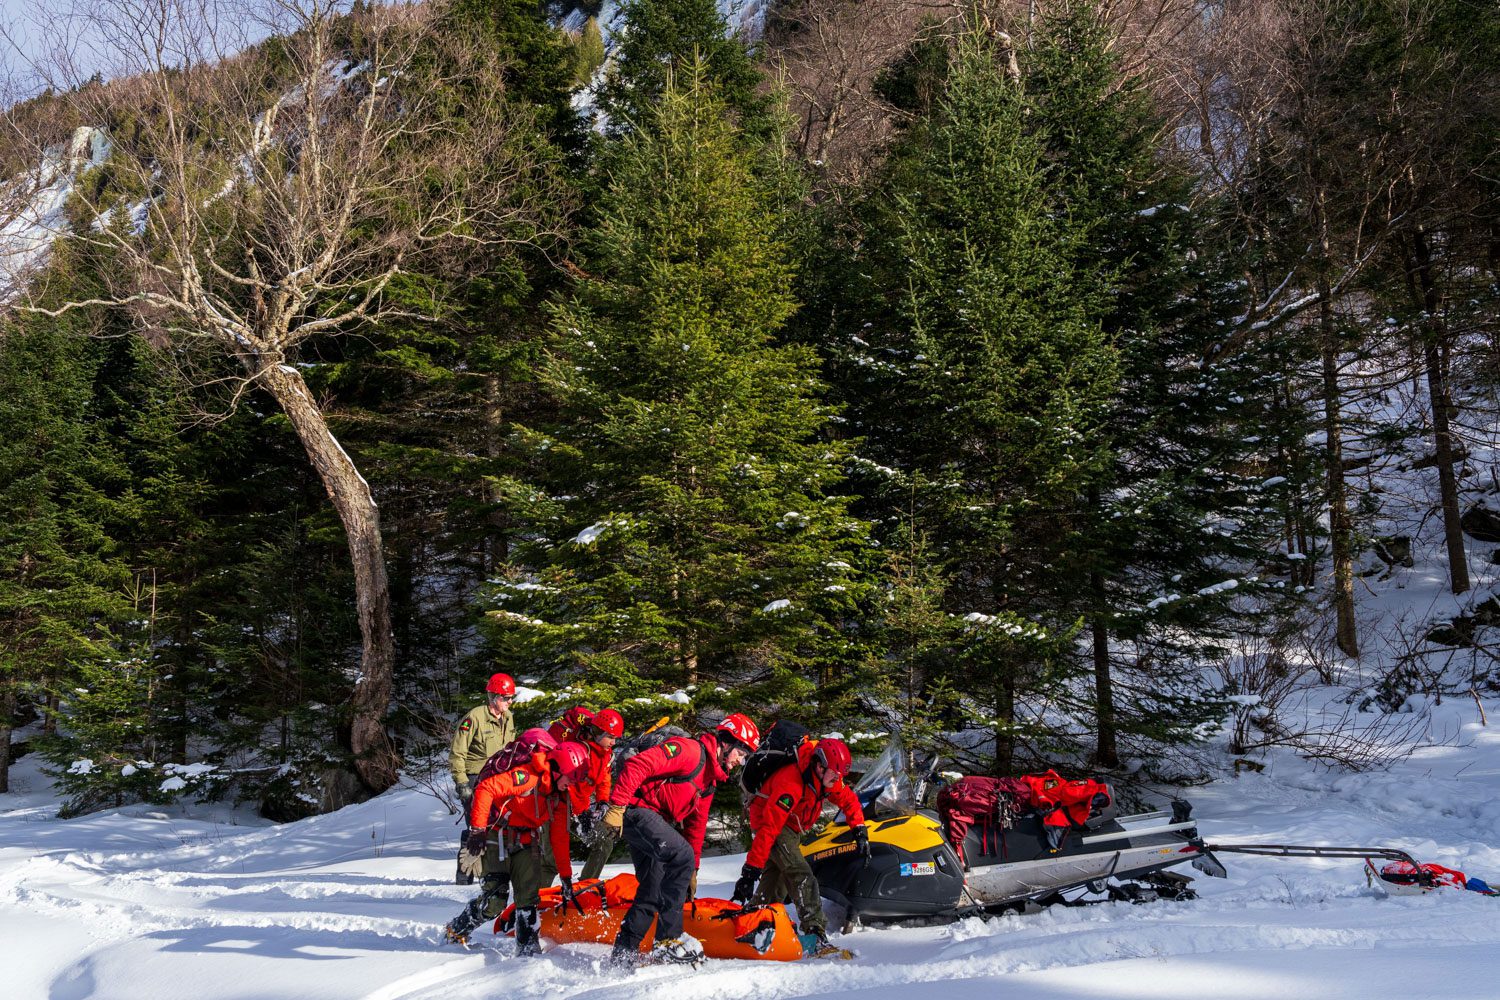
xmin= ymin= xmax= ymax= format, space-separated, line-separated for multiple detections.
xmin=496 ymin=873 xmax=807 ymax=961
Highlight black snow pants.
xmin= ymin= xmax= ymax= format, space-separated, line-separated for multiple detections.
xmin=612 ymin=806 xmax=695 ymax=954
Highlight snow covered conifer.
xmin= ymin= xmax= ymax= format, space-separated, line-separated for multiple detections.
xmin=1021 ymin=1 xmax=1287 ymax=770
xmin=838 ymin=23 xmax=1119 ymax=770
xmin=488 ymin=62 xmax=872 ymax=710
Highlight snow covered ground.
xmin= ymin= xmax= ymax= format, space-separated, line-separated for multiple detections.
xmin=5 ymin=699 xmax=1500 ymax=1000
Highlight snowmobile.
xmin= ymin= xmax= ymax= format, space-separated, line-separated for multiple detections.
xmin=802 ymin=733 xmax=1220 ymax=925
xmin=803 ymin=733 xmax=1451 ymax=926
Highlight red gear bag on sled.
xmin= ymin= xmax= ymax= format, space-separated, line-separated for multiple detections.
xmin=496 ymin=872 xmax=807 ymax=960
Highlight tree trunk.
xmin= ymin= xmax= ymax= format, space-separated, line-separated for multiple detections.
xmin=483 ymin=375 xmax=508 ymax=575
xmin=258 ymin=363 xmax=397 ymax=793
xmin=993 ymin=671 xmax=1014 ymax=775
xmin=1090 ymin=573 xmax=1119 ymax=769
xmin=0 ymin=689 xmax=13 ymax=794
xmin=1316 ymin=190 xmax=1358 ymax=660
xmin=1423 ymin=338 xmax=1469 ymax=593
xmin=1408 ymin=230 xmax=1469 ymax=594
xmin=1321 ymin=299 xmax=1358 ymax=659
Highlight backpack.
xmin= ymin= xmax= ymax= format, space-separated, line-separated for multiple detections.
xmin=610 ymin=722 xmax=692 ymax=782
xmin=938 ymin=775 xmax=1029 ymax=828
xmin=476 ymin=727 xmax=557 ymax=785
xmin=739 ymin=719 xmax=812 ymax=798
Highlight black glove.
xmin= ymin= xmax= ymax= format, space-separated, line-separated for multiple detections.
xmin=731 ymin=864 xmax=762 ymax=905
xmin=456 ymin=781 xmax=472 ymax=807
xmin=463 ymin=826 xmax=489 ymax=855
xmin=559 ymin=876 xmax=583 ymax=914
xmin=852 ymin=824 xmax=870 ymax=858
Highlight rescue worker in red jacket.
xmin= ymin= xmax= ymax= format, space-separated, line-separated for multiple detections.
xmin=733 ymin=737 xmax=867 ymax=952
xmin=442 ymin=741 xmax=591 ymax=955
xmin=600 ymin=713 xmax=760 ymax=966
xmin=575 ymin=708 xmax=625 ymax=881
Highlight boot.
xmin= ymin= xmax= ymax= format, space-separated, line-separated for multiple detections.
xmin=646 ymin=934 xmax=705 ymax=966
xmin=797 ymin=927 xmax=841 ymax=958
xmin=442 ymin=896 xmax=485 ymax=947
xmin=514 ymin=906 xmax=542 ymax=957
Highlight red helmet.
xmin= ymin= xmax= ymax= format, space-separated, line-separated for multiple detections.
xmin=813 ymin=738 xmax=853 ymax=778
xmin=549 ymin=741 xmax=590 ymax=781
xmin=591 ymin=708 xmax=625 ymax=738
xmin=486 ymin=673 xmax=516 ymax=697
xmin=716 ymin=713 xmax=760 ymax=753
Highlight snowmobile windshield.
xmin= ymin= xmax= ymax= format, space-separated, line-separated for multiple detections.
xmin=852 ymin=731 xmax=918 ymax=817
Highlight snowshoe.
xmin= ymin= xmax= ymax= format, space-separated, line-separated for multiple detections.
xmin=441 ymin=924 xmax=471 ymax=949
xmin=796 ymin=931 xmax=854 ymax=961
xmin=645 ymin=934 xmax=706 ymax=966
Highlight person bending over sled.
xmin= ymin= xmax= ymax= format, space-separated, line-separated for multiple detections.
xmin=734 ymin=737 xmax=868 ymax=955
xmin=443 ymin=741 xmax=591 ymax=955
xmin=600 ymin=713 xmax=760 ymax=967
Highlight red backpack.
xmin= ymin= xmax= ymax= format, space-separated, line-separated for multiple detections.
xmin=476 ymin=727 xmax=558 ymax=785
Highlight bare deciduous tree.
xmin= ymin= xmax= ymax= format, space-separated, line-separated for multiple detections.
xmin=6 ymin=0 xmax=568 ymax=792
xmin=767 ymin=0 xmax=941 ymax=189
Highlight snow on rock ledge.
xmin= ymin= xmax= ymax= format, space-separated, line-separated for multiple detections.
xmin=0 ymin=125 xmax=111 ymax=304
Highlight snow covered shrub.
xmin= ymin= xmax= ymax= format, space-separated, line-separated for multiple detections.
xmin=43 ymin=650 xmax=222 ymax=817
xmin=1218 ymin=633 xmax=1434 ymax=771
xmin=1367 ymin=603 xmax=1500 ymax=714
xmin=254 ymin=742 xmax=354 ymax=823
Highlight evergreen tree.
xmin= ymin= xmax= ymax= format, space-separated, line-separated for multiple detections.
xmin=1022 ymin=1 xmax=1285 ymax=770
xmin=596 ymin=0 xmax=774 ymax=138
xmin=838 ymin=24 xmax=1120 ymax=770
xmin=491 ymin=63 xmax=873 ymax=717
xmin=431 ymin=0 xmax=584 ymax=150
xmin=0 ymin=317 xmax=134 ymax=796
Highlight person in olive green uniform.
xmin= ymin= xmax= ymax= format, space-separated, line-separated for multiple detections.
xmin=448 ymin=672 xmax=517 ymax=883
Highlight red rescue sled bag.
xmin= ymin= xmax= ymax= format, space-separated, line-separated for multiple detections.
xmin=496 ymin=872 xmax=806 ymax=960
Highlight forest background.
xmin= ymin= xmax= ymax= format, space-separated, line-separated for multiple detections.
xmin=0 ymin=0 xmax=1497 ymax=825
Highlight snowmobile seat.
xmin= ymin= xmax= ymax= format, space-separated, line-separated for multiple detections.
xmin=1084 ymin=793 xmax=1117 ymax=830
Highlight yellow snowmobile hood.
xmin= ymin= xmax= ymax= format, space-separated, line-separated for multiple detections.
xmin=801 ymin=813 xmax=947 ymax=863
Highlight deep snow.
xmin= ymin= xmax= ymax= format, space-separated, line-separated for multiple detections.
xmin=4 ymin=698 xmax=1500 ymax=1000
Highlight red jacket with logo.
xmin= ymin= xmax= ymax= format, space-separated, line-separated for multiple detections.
xmin=609 ymin=732 xmax=728 ymax=866
xmin=745 ymin=740 xmax=866 ymax=870
xmin=568 ymin=739 xmax=613 ymax=816
xmin=469 ymin=754 xmax=574 ymax=879
xmin=1020 ymin=770 xmax=1110 ymax=828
